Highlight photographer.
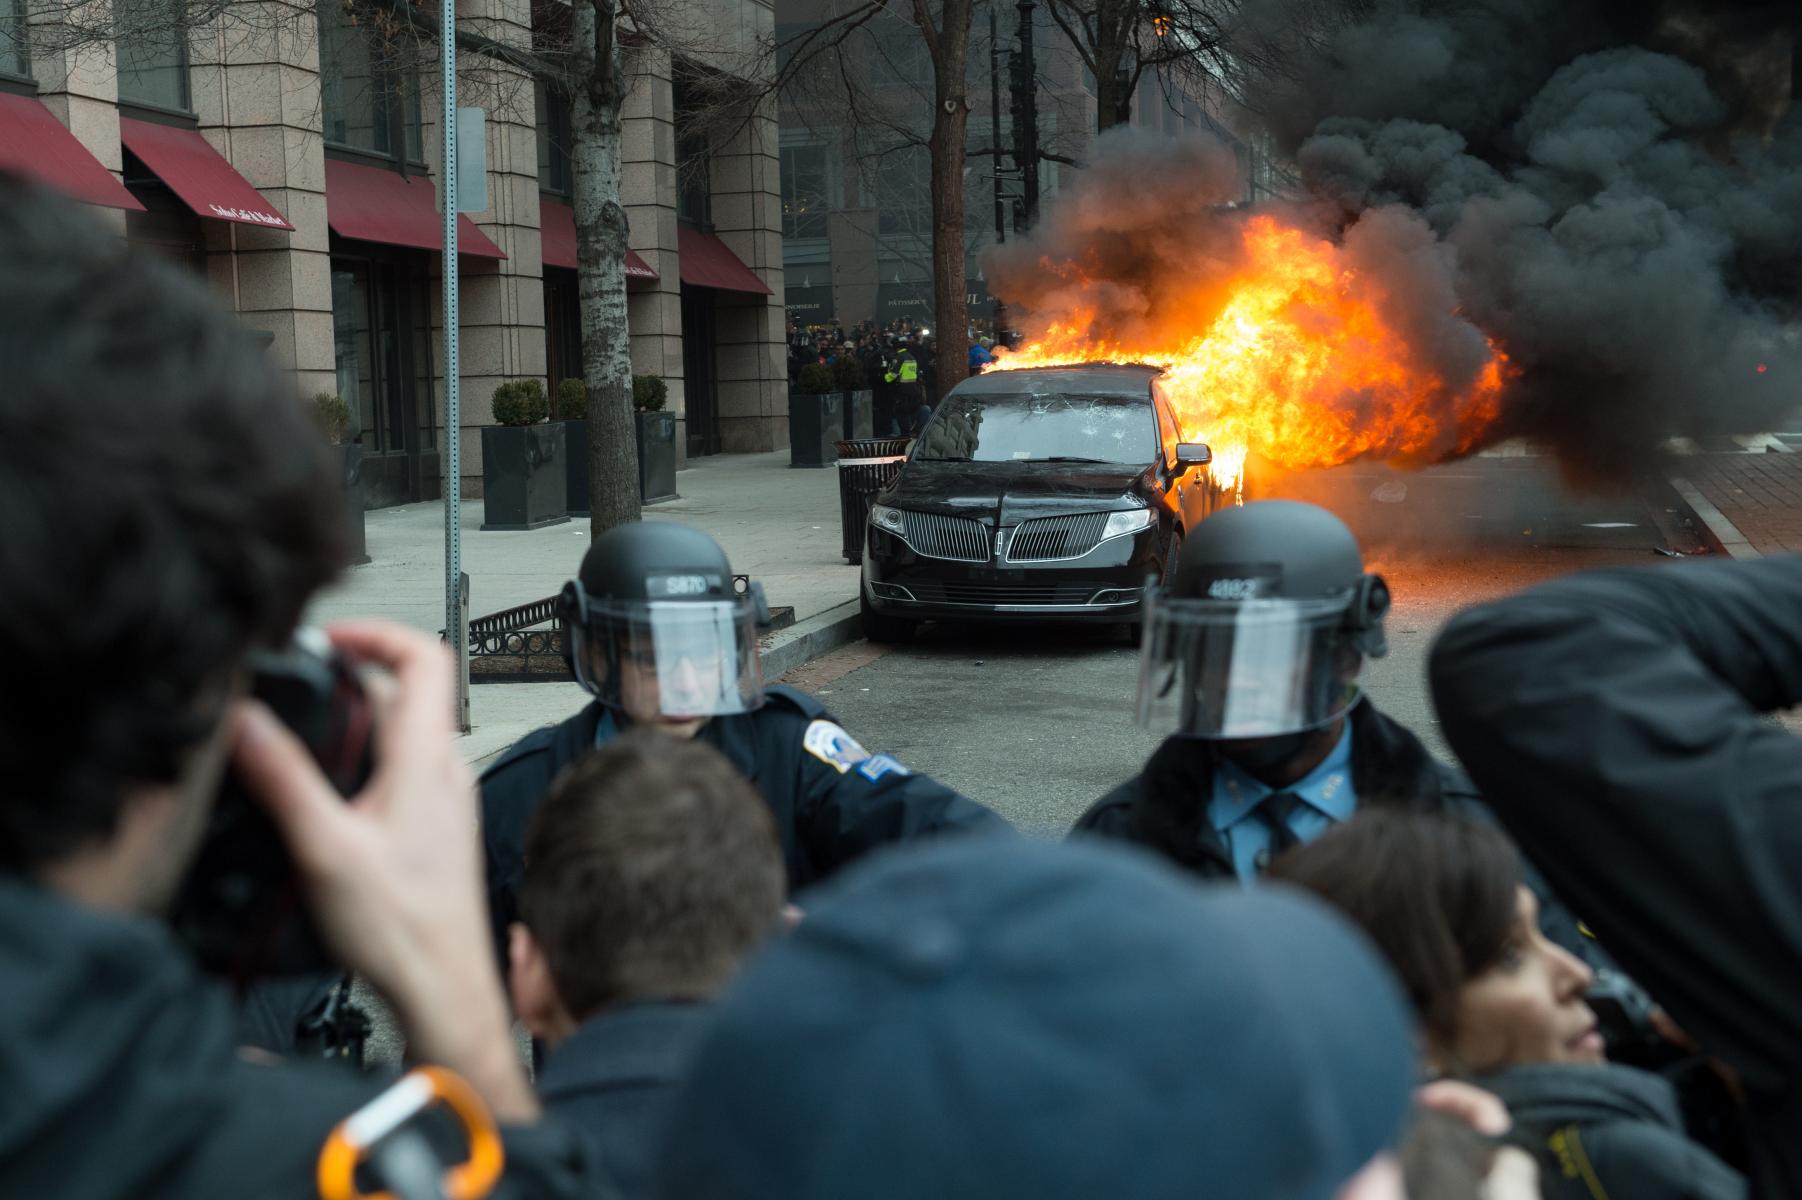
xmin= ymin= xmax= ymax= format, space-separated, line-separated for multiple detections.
xmin=1431 ymin=556 xmax=1802 ymax=1196
xmin=0 ymin=177 xmax=591 ymax=1198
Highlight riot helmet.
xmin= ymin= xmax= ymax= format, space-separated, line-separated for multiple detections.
xmin=1135 ymin=501 xmax=1389 ymax=740
xmin=558 ymin=523 xmax=768 ymax=722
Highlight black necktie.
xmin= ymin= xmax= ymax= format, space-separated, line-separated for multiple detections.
xmin=1253 ymin=791 xmax=1305 ymax=874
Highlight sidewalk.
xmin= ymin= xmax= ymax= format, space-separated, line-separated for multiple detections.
xmin=1669 ymin=451 xmax=1802 ymax=559
xmin=306 ymin=451 xmax=866 ymax=767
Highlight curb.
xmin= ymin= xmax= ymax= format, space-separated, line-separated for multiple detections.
xmin=1667 ymin=477 xmax=1761 ymax=560
xmin=762 ymin=599 xmax=865 ymax=681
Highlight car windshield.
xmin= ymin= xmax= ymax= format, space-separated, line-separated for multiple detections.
xmin=912 ymin=391 xmax=1157 ymax=465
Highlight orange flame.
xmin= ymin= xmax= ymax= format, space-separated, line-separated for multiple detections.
xmin=992 ymin=215 xmax=1512 ymax=493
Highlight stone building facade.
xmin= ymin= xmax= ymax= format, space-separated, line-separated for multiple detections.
xmin=0 ymin=0 xmax=785 ymax=503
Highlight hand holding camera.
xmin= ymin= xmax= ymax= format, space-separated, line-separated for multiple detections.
xmin=231 ymin=620 xmax=538 ymax=1124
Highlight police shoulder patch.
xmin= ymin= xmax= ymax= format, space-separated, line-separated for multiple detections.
xmin=802 ymin=719 xmax=871 ymax=774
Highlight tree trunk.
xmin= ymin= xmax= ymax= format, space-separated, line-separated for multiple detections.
xmin=1094 ymin=42 xmax=1125 ymax=132
xmin=573 ymin=0 xmax=640 ymax=536
xmin=929 ymin=1 xmax=973 ymax=395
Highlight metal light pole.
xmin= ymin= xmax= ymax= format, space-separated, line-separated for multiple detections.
xmin=1014 ymin=0 xmax=1039 ymax=231
xmin=988 ymin=0 xmax=1009 ymax=342
xmin=441 ymin=0 xmax=470 ymax=732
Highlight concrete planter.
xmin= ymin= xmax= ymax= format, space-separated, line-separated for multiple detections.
xmin=841 ymin=389 xmax=874 ymax=441
xmin=557 ymin=419 xmax=589 ymax=517
xmin=338 ymin=442 xmax=370 ymax=565
xmin=480 ymin=424 xmax=570 ymax=531
xmin=636 ymin=410 xmax=678 ymax=504
xmin=789 ymin=391 xmax=843 ymax=468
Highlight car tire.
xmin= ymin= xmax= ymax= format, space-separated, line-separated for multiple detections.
xmin=1125 ymin=528 xmax=1181 ymax=645
xmin=861 ymin=587 xmax=916 ymax=644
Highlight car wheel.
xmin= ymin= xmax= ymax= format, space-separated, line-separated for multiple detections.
xmin=1125 ymin=528 xmax=1181 ymax=646
xmin=861 ymin=587 xmax=916 ymax=644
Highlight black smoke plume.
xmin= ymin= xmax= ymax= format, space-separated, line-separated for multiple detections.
xmin=991 ymin=0 xmax=1802 ymax=485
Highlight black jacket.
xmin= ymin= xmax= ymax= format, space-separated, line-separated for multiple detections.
xmin=537 ymin=1002 xmax=715 ymax=1200
xmin=1479 ymin=1063 xmax=1745 ymax=1200
xmin=1431 ymin=556 xmax=1802 ymax=1199
xmin=1072 ymin=698 xmax=1479 ymax=879
xmin=481 ymin=686 xmax=1009 ymax=942
xmin=0 ymin=876 xmax=595 ymax=1200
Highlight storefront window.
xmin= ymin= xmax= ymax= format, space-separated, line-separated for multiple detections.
xmin=318 ymin=1 xmax=423 ymax=159
xmin=1 ymin=0 xmax=29 ymax=79
xmin=115 ymin=0 xmax=190 ymax=111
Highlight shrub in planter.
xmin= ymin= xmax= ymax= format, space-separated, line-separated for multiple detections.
xmin=492 ymin=379 xmax=549 ymax=426
xmin=311 ymin=391 xmax=352 ymax=445
xmin=633 ymin=374 xmax=668 ymax=412
xmin=554 ymin=377 xmax=588 ymax=421
xmin=829 ymin=357 xmax=864 ymax=391
xmin=797 ymin=363 xmax=836 ymax=395
xmin=482 ymin=379 xmax=566 ymax=530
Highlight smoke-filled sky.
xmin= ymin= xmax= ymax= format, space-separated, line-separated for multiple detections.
xmin=990 ymin=0 xmax=1802 ymax=485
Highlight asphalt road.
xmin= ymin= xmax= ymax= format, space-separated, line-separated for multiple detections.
xmin=786 ymin=457 xmax=1686 ymax=834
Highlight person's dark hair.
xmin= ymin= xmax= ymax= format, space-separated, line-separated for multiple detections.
xmin=0 ymin=176 xmax=346 ymax=873
xmin=518 ymin=731 xmax=785 ymax=1019
xmin=1267 ymin=810 xmax=1520 ymax=1049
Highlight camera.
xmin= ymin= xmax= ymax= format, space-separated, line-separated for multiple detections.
xmin=168 ymin=629 xmax=374 ymax=983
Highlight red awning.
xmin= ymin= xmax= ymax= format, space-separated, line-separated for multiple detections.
xmin=0 ymin=93 xmax=141 ymax=210
xmin=539 ymin=198 xmax=657 ymax=280
xmin=119 ymin=118 xmax=293 ymax=230
xmin=677 ymin=225 xmax=772 ymax=295
xmin=324 ymin=158 xmax=505 ymax=259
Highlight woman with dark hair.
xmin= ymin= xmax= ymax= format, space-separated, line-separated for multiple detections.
xmin=1270 ymin=810 xmax=1744 ymax=1200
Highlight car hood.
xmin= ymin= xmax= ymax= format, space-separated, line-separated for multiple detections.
xmin=885 ymin=460 xmax=1151 ymax=524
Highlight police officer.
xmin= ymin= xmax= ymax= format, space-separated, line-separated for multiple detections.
xmin=1073 ymin=501 xmax=1434 ymax=878
xmin=481 ymin=523 xmax=1009 ymax=945
xmin=884 ymin=344 xmax=928 ymax=434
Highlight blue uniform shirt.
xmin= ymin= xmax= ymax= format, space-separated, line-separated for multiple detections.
xmin=593 ymin=708 xmax=619 ymax=747
xmin=1209 ymin=722 xmax=1357 ymax=883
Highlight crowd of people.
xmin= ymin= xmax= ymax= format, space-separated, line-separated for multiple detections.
xmin=7 ymin=173 xmax=1801 ymax=1200
xmin=788 ymin=314 xmax=1007 ymax=438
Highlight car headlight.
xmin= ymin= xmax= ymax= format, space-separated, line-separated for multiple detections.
xmin=870 ymin=504 xmax=907 ymax=536
xmin=1102 ymin=509 xmax=1155 ymax=539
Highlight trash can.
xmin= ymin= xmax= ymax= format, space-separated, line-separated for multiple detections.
xmin=835 ymin=437 xmax=912 ymax=564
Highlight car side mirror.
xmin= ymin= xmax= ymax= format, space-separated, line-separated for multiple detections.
xmin=1175 ymin=443 xmax=1212 ymax=467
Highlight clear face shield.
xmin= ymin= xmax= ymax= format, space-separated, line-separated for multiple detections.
xmin=1134 ymin=588 xmax=1364 ymax=739
xmin=566 ymin=595 xmax=764 ymax=721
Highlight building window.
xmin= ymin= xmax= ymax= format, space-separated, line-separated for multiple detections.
xmin=535 ymin=78 xmax=572 ymax=195
xmin=672 ymin=76 xmax=711 ymax=226
xmin=780 ymin=144 xmax=828 ymax=240
xmin=318 ymin=0 xmax=423 ymax=159
xmin=875 ymin=145 xmax=928 ymax=236
xmin=0 ymin=0 xmax=28 ymax=79
xmin=114 ymin=0 xmax=190 ymax=111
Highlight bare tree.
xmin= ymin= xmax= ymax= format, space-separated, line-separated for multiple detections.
xmin=767 ymin=0 xmax=979 ymax=387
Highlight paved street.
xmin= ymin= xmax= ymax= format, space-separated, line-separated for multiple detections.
xmin=785 ymin=457 xmax=1670 ymax=834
